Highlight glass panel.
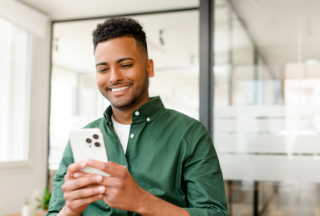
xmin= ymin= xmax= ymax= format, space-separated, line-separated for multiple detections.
xmin=214 ymin=0 xmax=320 ymax=215
xmin=0 ymin=16 xmax=30 ymax=163
xmin=49 ymin=10 xmax=199 ymax=169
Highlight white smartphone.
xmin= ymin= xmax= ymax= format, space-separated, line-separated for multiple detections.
xmin=69 ymin=128 xmax=110 ymax=177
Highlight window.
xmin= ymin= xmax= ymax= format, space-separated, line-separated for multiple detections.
xmin=0 ymin=17 xmax=30 ymax=163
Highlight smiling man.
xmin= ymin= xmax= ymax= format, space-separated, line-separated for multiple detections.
xmin=48 ymin=17 xmax=228 ymax=216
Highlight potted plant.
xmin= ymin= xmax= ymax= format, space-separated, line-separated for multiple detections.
xmin=36 ymin=188 xmax=52 ymax=215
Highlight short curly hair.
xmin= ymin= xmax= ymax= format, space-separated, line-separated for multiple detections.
xmin=92 ymin=17 xmax=148 ymax=55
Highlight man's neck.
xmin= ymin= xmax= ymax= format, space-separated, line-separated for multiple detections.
xmin=111 ymin=95 xmax=150 ymax=125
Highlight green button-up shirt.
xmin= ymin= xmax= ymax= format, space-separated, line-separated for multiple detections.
xmin=48 ymin=96 xmax=228 ymax=216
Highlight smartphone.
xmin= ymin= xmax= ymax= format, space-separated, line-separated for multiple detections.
xmin=69 ymin=128 xmax=110 ymax=177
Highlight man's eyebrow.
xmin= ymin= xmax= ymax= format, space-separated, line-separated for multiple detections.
xmin=116 ymin=57 xmax=135 ymax=63
xmin=95 ymin=62 xmax=107 ymax=67
xmin=95 ymin=58 xmax=134 ymax=67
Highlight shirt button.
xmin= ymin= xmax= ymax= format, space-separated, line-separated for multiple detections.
xmin=109 ymin=122 xmax=111 ymax=125
xmin=130 ymin=134 xmax=134 ymax=138
xmin=147 ymin=117 xmax=150 ymax=122
xmin=135 ymin=111 xmax=140 ymax=116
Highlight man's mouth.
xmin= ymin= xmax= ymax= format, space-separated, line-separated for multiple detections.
xmin=110 ymin=85 xmax=130 ymax=92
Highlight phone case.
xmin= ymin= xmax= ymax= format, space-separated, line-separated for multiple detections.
xmin=69 ymin=128 xmax=110 ymax=177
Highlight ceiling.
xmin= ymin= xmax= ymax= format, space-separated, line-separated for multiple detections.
xmin=231 ymin=0 xmax=320 ymax=65
xmin=17 ymin=0 xmax=199 ymax=21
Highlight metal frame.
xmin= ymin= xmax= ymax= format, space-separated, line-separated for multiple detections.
xmin=199 ymin=0 xmax=214 ymax=135
xmin=47 ymin=22 xmax=54 ymax=188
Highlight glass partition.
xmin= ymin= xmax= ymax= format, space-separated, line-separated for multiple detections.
xmin=214 ymin=0 xmax=320 ymax=215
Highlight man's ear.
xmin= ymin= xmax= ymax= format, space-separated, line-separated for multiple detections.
xmin=146 ymin=59 xmax=155 ymax=78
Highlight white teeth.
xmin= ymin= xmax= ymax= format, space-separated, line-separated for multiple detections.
xmin=111 ymin=86 xmax=130 ymax=92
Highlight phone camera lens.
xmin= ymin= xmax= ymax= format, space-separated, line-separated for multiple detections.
xmin=93 ymin=134 xmax=99 ymax=139
xmin=94 ymin=142 xmax=100 ymax=147
xmin=86 ymin=138 xmax=92 ymax=143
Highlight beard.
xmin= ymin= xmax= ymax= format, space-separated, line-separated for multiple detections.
xmin=103 ymin=69 xmax=149 ymax=110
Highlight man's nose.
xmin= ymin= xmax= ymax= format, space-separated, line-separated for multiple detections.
xmin=110 ymin=68 xmax=124 ymax=84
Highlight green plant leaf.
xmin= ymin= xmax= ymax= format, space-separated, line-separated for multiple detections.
xmin=35 ymin=187 xmax=52 ymax=210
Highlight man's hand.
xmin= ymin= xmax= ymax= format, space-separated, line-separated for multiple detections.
xmin=58 ymin=161 xmax=106 ymax=216
xmin=83 ymin=159 xmax=146 ymax=213
xmin=82 ymin=159 xmax=190 ymax=216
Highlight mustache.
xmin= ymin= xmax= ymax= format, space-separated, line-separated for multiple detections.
xmin=105 ymin=82 xmax=133 ymax=90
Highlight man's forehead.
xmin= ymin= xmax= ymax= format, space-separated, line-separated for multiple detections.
xmin=95 ymin=37 xmax=138 ymax=56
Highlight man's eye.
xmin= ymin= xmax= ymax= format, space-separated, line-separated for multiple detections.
xmin=122 ymin=64 xmax=132 ymax=68
xmin=98 ymin=69 xmax=108 ymax=73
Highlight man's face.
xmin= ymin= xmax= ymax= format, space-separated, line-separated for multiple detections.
xmin=94 ymin=37 xmax=154 ymax=110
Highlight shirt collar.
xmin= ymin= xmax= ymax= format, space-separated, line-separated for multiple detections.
xmin=104 ymin=96 xmax=165 ymax=124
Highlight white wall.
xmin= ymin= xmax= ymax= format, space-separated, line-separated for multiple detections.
xmin=0 ymin=1 xmax=51 ymax=215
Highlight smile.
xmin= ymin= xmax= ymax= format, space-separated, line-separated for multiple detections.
xmin=111 ymin=86 xmax=130 ymax=92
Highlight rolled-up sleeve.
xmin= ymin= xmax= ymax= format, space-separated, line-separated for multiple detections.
xmin=46 ymin=142 xmax=74 ymax=216
xmin=183 ymin=123 xmax=228 ymax=216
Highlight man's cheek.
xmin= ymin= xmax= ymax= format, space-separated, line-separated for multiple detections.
xmin=96 ymin=74 xmax=108 ymax=84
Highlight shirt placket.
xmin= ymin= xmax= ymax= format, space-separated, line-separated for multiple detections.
xmin=125 ymin=110 xmax=150 ymax=169
xmin=102 ymin=121 xmax=130 ymax=216
xmin=106 ymin=120 xmax=129 ymax=168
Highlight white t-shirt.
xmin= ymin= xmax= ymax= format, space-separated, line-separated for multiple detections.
xmin=111 ymin=115 xmax=131 ymax=154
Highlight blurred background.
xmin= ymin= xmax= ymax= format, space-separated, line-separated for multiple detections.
xmin=1 ymin=0 xmax=320 ymax=215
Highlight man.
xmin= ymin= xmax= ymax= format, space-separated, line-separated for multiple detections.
xmin=48 ymin=17 xmax=228 ymax=216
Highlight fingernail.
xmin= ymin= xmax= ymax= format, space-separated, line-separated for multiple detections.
xmin=73 ymin=173 xmax=79 ymax=178
xmin=96 ymin=175 xmax=102 ymax=182
xmin=97 ymin=194 xmax=103 ymax=199
xmin=85 ymin=159 xmax=91 ymax=164
xmin=80 ymin=162 xmax=86 ymax=168
xmin=99 ymin=186 xmax=105 ymax=193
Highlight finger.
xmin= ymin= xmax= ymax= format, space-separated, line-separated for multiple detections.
xmin=64 ymin=186 xmax=105 ymax=200
xmin=99 ymin=177 xmax=123 ymax=189
xmin=73 ymin=171 xmax=96 ymax=179
xmin=62 ymin=175 xmax=103 ymax=192
xmin=85 ymin=159 xmax=125 ymax=177
xmin=67 ymin=194 xmax=103 ymax=209
xmin=81 ymin=184 xmax=99 ymax=189
xmin=65 ymin=162 xmax=87 ymax=180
